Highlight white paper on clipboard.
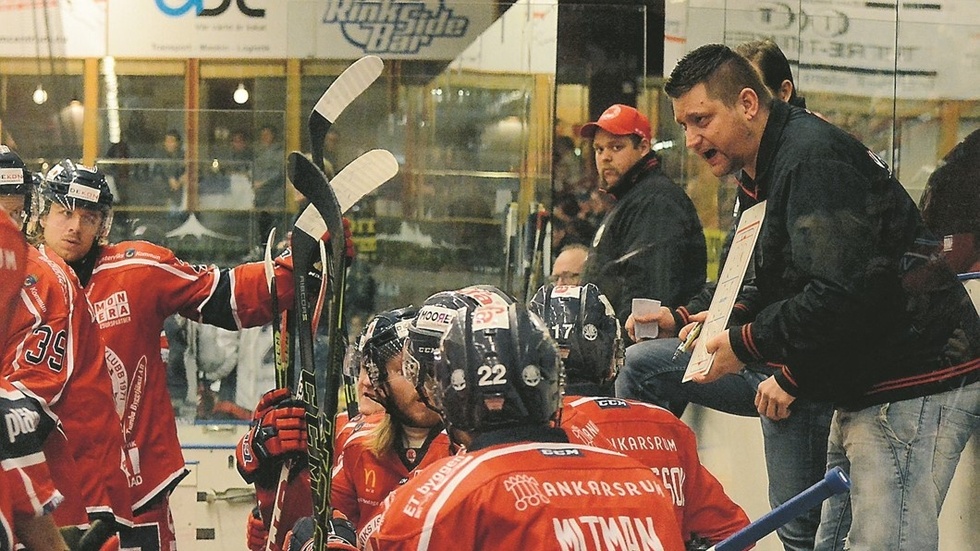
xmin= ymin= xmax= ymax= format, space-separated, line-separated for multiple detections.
xmin=683 ymin=200 xmax=767 ymax=382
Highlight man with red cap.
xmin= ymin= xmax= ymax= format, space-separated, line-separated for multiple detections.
xmin=579 ymin=104 xmax=706 ymax=332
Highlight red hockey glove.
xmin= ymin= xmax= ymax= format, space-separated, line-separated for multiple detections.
xmin=237 ymin=389 xmax=307 ymax=483
xmin=282 ymin=510 xmax=358 ymax=551
xmin=247 ymin=506 xmax=269 ymax=551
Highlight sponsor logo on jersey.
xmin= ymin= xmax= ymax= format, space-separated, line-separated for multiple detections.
xmin=402 ymin=454 xmax=471 ymax=518
xmin=105 ymin=346 xmax=128 ymax=418
xmin=594 ymin=397 xmax=629 ymax=409
xmin=23 ymin=274 xmax=37 ymax=287
xmin=566 ymin=419 xmax=601 ymax=447
xmin=4 ymin=406 xmax=41 ymax=443
xmin=94 ymin=290 xmax=132 ymax=327
xmin=552 ymin=515 xmax=666 ymax=551
xmin=538 ymin=447 xmax=583 ymax=457
xmin=504 ymin=473 xmax=550 ymax=511
xmin=540 ymin=478 xmax=663 ymax=499
xmin=323 ymin=1 xmax=470 ymax=55
xmin=609 ymin=435 xmax=677 ymax=453
xmin=125 ymin=248 xmax=136 ymax=258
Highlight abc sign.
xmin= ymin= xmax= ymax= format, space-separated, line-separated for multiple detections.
xmin=156 ymin=0 xmax=265 ymax=17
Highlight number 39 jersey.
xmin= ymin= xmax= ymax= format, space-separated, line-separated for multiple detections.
xmin=1 ymin=245 xmax=132 ymax=528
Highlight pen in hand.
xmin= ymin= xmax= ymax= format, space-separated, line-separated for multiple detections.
xmin=672 ymin=322 xmax=703 ymax=361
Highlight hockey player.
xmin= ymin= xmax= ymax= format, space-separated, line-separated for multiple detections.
xmin=529 ymin=283 xmax=750 ymax=549
xmin=367 ymin=302 xmax=686 ymax=551
xmin=332 ymin=307 xmax=454 ymax=534
xmin=3 ymin=154 xmax=134 ymax=535
xmin=1 ymin=378 xmax=70 ymax=551
xmin=29 ymin=158 xmax=335 ymax=550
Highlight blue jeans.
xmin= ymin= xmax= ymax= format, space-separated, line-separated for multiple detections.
xmin=618 ymin=338 xmax=834 ymax=551
xmin=815 ymin=381 xmax=980 ymax=551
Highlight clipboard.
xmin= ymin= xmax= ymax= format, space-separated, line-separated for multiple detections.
xmin=683 ymin=200 xmax=767 ymax=382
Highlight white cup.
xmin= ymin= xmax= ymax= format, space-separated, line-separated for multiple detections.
xmin=631 ymin=298 xmax=661 ymax=340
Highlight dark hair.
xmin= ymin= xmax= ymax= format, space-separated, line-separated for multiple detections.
xmin=735 ymin=39 xmax=806 ymax=108
xmin=664 ymin=44 xmax=772 ymax=107
xmin=919 ymin=128 xmax=980 ymax=236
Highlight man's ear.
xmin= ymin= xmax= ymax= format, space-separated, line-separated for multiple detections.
xmin=738 ymin=87 xmax=761 ymax=120
xmin=778 ymin=80 xmax=795 ymax=103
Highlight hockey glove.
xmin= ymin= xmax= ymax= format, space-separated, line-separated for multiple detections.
xmin=246 ymin=505 xmax=269 ymax=551
xmin=237 ymin=388 xmax=307 ymax=484
xmin=276 ymin=217 xmax=356 ymax=272
xmin=282 ymin=510 xmax=358 ymax=551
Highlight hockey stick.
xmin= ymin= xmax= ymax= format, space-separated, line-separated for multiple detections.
xmin=289 ymin=149 xmax=398 ymax=550
xmin=309 ymin=55 xmax=384 ymax=173
xmin=709 ymin=467 xmax=851 ymax=551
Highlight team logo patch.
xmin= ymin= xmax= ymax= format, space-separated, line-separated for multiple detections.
xmin=125 ymin=248 xmax=136 ymax=258
xmin=450 ymin=369 xmax=466 ymax=391
xmin=522 ymin=365 xmax=542 ymax=387
xmin=503 ymin=473 xmax=550 ymax=511
xmin=24 ymin=274 xmax=37 ymax=287
xmin=582 ymin=324 xmax=598 ymax=341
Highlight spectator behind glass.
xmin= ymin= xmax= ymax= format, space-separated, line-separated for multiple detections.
xmin=579 ymin=104 xmax=707 ymax=330
xmin=918 ymin=128 xmax=980 ymax=275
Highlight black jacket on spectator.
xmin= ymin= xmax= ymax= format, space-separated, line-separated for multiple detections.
xmin=724 ymin=101 xmax=980 ymax=409
xmin=581 ymin=151 xmax=707 ymax=329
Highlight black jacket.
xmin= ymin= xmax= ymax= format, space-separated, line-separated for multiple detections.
xmin=581 ymin=152 xmax=707 ymax=328
xmin=725 ymin=101 xmax=980 ymax=409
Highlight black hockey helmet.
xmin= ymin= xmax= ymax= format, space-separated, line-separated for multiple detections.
xmin=0 ymin=146 xmax=32 ymax=226
xmin=434 ymin=302 xmax=563 ymax=433
xmin=0 ymin=146 xmax=32 ymax=197
xmin=405 ymin=286 xmax=516 ymax=408
xmin=33 ymin=159 xmax=114 ymax=243
xmin=528 ymin=283 xmax=623 ymax=388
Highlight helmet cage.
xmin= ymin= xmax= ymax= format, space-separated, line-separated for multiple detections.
xmin=359 ymin=306 xmax=417 ymax=398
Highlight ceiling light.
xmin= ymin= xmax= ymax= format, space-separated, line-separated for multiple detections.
xmin=32 ymin=84 xmax=48 ymax=105
xmin=233 ymin=83 xmax=249 ymax=104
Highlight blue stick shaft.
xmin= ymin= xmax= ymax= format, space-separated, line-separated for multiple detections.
xmin=711 ymin=467 xmax=851 ymax=551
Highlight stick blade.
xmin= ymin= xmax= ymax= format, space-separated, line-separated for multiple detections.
xmin=310 ymin=55 xmax=384 ymax=128
xmin=331 ymin=149 xmax=399 ymax=212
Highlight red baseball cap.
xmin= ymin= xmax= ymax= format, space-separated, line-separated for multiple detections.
xmin=580 ymin=104 xmax=651 ymax=141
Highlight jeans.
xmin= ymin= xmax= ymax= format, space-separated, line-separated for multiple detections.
xmin=618 ymin=338 xmax=834 ymax=551
xmin=815 ymin=381 xmax=980 ymax=551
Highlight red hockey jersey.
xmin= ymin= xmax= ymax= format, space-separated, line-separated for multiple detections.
xmin=3 ymin=246 xmax=133 ymax=527
xmin=368 ymin=441 xmax=685 ymax=551
xmin=85 ymin=240 xmax=292 ymax=509
xmin=0 ymin=215 xmax=27 ymax=341
xmin=332 ymin=424 xmax=453 ymax=532
xmin=0 ymin=378 xmax=62 ymax=525
xmin=561 ymin=396 xmax=749 ymax=544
